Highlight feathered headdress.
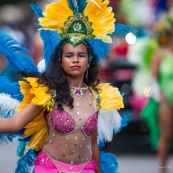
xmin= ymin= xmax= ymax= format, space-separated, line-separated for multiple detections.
xmin=38 ymin=0 xmax=137 ymax=64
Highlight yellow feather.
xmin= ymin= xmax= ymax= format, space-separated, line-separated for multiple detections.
xmin=18 ymin=77 xmax=51 ymax=151
xmin=95 ymin=35 xmax=112 ymax=43
xmin=84 ymin=0 xmax=115 ymax=41
xmin=97 ymin=83 xmax=124 ymax=110
xmin=39 ymin=1 xmax=73 ymax=33
xmin=26 ymin=125 xmax=48 ymax=151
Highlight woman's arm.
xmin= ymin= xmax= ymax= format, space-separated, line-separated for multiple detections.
xmin=0 ymin=103 xmax=43 ymax=133
xmin=91 ymin=131 xmax=101 ymax=173
xmin=151 ymin=50 xmax=162 ymax=101
xmin=151 ymin=50 xmax=162 ymax=79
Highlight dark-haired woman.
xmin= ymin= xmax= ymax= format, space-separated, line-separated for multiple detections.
xmin=0 ymin=39 xmax=124 ymax=173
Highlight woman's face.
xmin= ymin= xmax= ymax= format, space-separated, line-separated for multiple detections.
xmin=61 ymin=42 xmax=90 ymax=78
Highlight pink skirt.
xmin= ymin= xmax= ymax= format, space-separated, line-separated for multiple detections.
xmin=34 ymin=151 xmax=98 ymax=173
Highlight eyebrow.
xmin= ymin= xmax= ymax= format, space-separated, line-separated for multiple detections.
xmin=64 ymin=52 xmax=87 ymax=54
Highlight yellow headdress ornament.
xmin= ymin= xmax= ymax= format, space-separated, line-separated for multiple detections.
xmin=39 ymin=0 xmax=115 ymax=45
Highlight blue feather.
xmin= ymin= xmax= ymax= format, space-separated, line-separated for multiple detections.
xmin=0 ymin=76 xmax=23 ymax=101
xmin=68 ymin=0 xmax=78 ymax=12
xmin=77 ymin=0 xmax=87 ymax=12
xmin=89 ymin=39 xmax=110 ymax=62
xmin=0 ymin=93 xmax=19 ymax=143
xmin=30 ymin=3 xmax=59 ymax=68
xmin=30 ymin=3 xmax=43 ymax=17
xmin=112 ymin=23 xmax=138 ymax=38
xmin=67 ymin=0 xmax=87 ymax=13
xmin=119 ymin=111 xmax=132 ymax=131
xmin=100 ymin=151 xmax=119 ymax=173
xmin=0 ymin=30 xmax=38 ymax=74
xmin=15 ymin=149 xmax=38 ymax=173
xmin=40 ymin=30 xmax=60 ymax=68
xmin=17 ymin=141 xmax=28 ymax=157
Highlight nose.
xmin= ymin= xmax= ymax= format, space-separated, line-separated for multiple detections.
xmin=72 ymin=55 xmax=79 ymax=63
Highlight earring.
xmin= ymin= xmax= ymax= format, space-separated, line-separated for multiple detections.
xmin=86 ymin=69 xmax=89 ymax=82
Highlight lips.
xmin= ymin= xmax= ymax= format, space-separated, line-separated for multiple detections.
xmin=71 ymin=65 xmax=80 ymax=69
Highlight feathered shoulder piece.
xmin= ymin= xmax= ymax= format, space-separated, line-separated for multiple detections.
xmin=17 ymin=77 xmax=55 ymax=151
xmin=17 ymin=77 xmax=54 ymax=112
xmin=89 ymin=83 xmax=124 ymax=143
xmin=89 ymin=83 xmax=124 ymax=111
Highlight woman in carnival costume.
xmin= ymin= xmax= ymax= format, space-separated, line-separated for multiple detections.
xmin=142 ymin=10 xmax=173 ymax=173
xmin=0 ymin=0 xmax=136 ymax=172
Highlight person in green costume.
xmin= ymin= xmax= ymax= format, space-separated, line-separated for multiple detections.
xmin=142 ymin=11 xmax=173 ymax=173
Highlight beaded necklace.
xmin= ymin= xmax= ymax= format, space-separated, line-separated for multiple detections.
xmin=70 ymin=83 xmax=88 ymax=96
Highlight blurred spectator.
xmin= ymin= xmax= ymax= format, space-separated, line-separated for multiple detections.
xmin=142 ymin=10 xmax=173 ymax=173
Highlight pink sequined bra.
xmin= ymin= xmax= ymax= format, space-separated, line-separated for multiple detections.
xmin=49 ymin=109 xmax=98 ymax=137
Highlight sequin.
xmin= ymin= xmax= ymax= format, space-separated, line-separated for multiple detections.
xmin=35 ymin=152 xmax=98 ymax=169
xmin=50 ymin=109 xmax=98 ymax=136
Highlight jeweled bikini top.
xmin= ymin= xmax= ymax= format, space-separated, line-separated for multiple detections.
xmin=49 ymin=109 xmax=98 ymax=137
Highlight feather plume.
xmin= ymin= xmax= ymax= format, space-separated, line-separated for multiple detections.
xmin=0 ymin=30 xmax=38 ymax=74
xmin=89 ymin=39 xmax=110 ymax=62
xmin=0 ymin=76 xmax=23 ymax=101
xmin=100 ymin=151 xmax=118 ymax=173
xmin=68 ymin=0 xmax=87 ymax=12
xmin=0 ymin=93 xmax=19 ymax=143
xmin=17 ymin=142 xmax=28 ymax=157
xmin=30 ymin=3 xmax=59 ymax=68
xmin=30 ymin=3 xmax=43 ymax=17
xmin=112 ymin=23 xmax=138 ymax=38
xmin=88 ymin=0 xmax=101 ymax=9
xmin=15 ymin=149 xmax=38 ymax=173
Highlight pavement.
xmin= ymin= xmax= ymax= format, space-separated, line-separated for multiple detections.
xmin=0 ymin=137 xmax=173 ymax=173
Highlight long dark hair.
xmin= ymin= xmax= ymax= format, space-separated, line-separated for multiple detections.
xmin=38 ymin=39 xmax=99 ymax=110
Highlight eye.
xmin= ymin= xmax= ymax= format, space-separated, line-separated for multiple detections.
xmin=79 ymin=53 xmax=86 ymax=57
xmin=65 ymin=53 xmax=73 ymax=58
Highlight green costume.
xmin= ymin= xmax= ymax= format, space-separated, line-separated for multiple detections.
xmin=142 ymin=50 xmax=173 ymax=150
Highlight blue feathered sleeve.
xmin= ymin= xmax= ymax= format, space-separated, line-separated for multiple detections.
xmin=0 ymin=29 xmax=38 ymax=74
xmin=30 ymin=3 xmax=59 ymax=68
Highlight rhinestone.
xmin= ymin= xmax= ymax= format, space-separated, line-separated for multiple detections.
xmin=75 ymin=136 xmax=78 ymax=140
xmin=52 ymin=133 xmax=56 ymax=137
xmin=56 ymin=156 xmax=58 ymax=160
xmin=76 ymin=13 xmax=80 ymax=18
xmin=49 ymin=139 xmax=52 ymax=143
xmin=71 ymin=161 xmax=74 ymax=165
xmin=70 ymin=167 xmax=73 ymax=170
xmin=50 ymin=90 xmax=56 ymax=97
xmin=77 ymin=112 xmax=80 ymax=115
xmin=77 ymin=103 xmax=79 ymax=105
